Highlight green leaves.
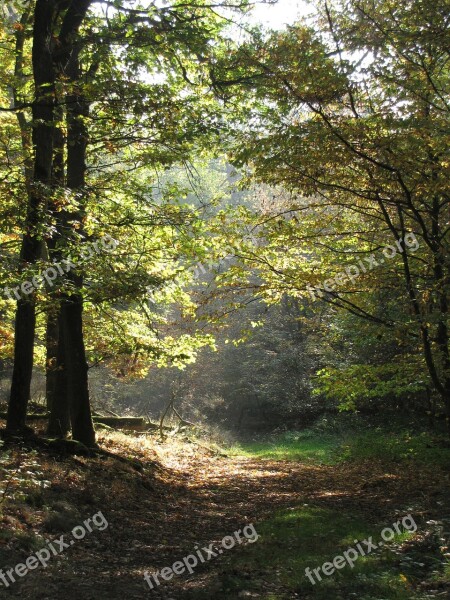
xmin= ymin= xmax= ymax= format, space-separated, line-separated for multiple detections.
xmin=207 ymin=0 xmax=450 ymax=412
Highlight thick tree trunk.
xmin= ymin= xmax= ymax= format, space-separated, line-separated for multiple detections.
xmin=46 ymin=312 xmax=72 ymax=437
xmin=429 ymin=195 xmax=450 ymax=432
xmin=7 ymin=0 xmax=57 ymax=432
xmin=53 ymin=5 xmax=95 ymax=445
xmin=42 ymin=0 xmax=95 ymax=444
xmin=62 ymin=100 xmax=96 ymax=444
xmin=7 ymin=302 xmax=36 ymax=431
xmin=61 ymin=298 xmax=95 ymax=446
xmin=46 ymin=102 xmax=70 ymax=432
xmin=442 ymin=382 xmax=450 ymax=436
xmin=45 ymin=310 xmax=59 ymax=413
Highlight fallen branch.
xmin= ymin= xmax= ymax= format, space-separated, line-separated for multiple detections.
xmin=0 ymin=413 xmax=145 ymax=429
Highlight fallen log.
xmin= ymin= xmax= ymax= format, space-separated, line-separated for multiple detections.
xmin=0 ymin=413 xmax=145 ymax=429
xmin=92 ymin=416 xmax=145 ymax=428
xmin=0 ymin=412 xmax=49 ymax=420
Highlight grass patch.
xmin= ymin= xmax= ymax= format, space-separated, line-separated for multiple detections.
xmin=228 ymin=427 xmax=450 ymax=469
xmin=228 ymin=432 xmax=342 ymax=464
xmin=200 ymin=505 xmax=437 ymax=600
xmin=215 ymin=424 xmax=449 ymax=599
xmin=338 ymin=429 xmax=450 ymax=468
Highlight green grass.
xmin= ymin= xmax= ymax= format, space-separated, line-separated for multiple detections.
xmin=338 ymin=429 xmax=450 ymax=467
xmin=228 ymin=427 xmax=450 ymax=468
xmin=228 ymin=434 xmax=340 ymax=463
xmin=212 ymin=426 xmax=449 ymax=599
xmin=192 ymin=505 xmax=433 ymax=600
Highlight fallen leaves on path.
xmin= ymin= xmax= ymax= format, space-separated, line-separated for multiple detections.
xmin=0 ymin=431 xmax=448 ymax=599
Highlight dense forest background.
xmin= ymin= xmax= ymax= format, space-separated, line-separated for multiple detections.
xmin=1 ymin=0 xmax=449 ymax=439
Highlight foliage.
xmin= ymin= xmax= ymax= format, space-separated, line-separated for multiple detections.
xmin=209 ymin=0 xmax=450 ymax=416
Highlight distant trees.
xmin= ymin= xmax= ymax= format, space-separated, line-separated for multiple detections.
xmin=125 ymin=295 xmax=322 ymax=430
xmin=212 ymin=0 xmax=449 ymax=426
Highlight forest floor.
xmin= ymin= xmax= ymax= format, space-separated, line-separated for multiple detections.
xmin=0 ymin=426 xmax=449 ymax=600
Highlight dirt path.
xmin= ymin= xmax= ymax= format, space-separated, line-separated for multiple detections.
xmin=1 ymin=433 xmax=448 ymax=599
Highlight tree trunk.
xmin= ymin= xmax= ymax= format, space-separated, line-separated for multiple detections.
xmin=7 ymin=0 xmax=57 ymax=432
xmin=7 ymin=302 xmax=36 ymax=431
xmin=61 ymin=299 xmax=96 ymax=446
xmin=53 ymin=4 xmax=95 ymax=445
xmin=45 ymin=308 xmax=59 ymax=414
xmin=46 ymin=312 xmax=72 ymax=437
xmin=47 ymin=100 xmax=70 ymax=433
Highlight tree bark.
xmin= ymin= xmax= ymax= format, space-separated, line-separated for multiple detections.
xmin=60 ymin=299 xmax=95 ymax=446
xmin=52 ymin=0 xmax=95 ymax=446
xmin=46 ymin=98 xmax=71 ymax=434
xmin=7 ymin=0 xmax=57 ymax=432
xmin=46 ymin=312 xmax=72 ymax=436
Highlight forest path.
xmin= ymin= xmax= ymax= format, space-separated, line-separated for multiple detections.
xmin=1 ymin=432 xmax=447 ymax=599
